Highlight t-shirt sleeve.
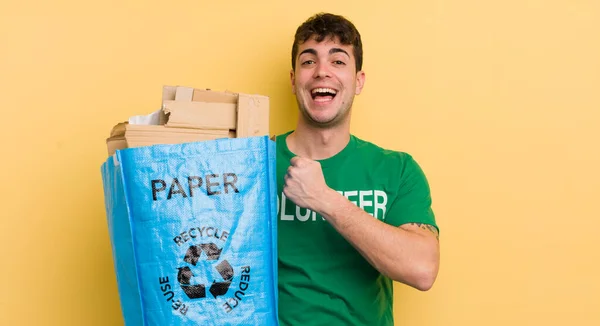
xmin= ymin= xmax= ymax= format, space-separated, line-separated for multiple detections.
xmin=384 ymin=154 xmax=438 ymax=231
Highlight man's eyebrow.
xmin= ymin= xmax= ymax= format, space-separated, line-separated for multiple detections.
xmin=298 ymin=48 xmax=350 ymax=57
xmin=299 ymin=48 xmax=317 ymax=57
xmin=329 ymin=48 xmax=349 ymax=57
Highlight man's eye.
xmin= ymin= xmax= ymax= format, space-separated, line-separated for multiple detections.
xmin=302 ymin=60 xmax=315 ymax=65
xmin=333 ymin=60 xmax=346 ymax=65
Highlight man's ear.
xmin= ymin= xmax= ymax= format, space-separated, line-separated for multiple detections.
xmin=355 ymin=71 xmax=366 ymax=95
xmin=290 ymin=69 xmax=296 ymax=94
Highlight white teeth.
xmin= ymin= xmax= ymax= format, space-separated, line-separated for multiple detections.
xmin=311 ymin=88 xmax=337 ymax=95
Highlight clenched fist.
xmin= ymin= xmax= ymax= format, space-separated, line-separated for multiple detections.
xmin=283 ymin=156 xmax=331 ymax=211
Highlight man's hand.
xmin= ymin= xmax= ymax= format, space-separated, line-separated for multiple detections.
xmin=283 ymin=156 xmax=331 ymax=210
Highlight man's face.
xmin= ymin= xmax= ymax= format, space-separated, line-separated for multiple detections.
xmin=291 ymin=36 xmax=365 ymax=128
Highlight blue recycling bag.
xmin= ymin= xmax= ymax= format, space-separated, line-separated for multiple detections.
xmin=101 ymin=136 xmax=278 ymax=325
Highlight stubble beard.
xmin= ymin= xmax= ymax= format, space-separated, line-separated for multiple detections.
xmin=297 ymin=96 xmax=354 ymax=129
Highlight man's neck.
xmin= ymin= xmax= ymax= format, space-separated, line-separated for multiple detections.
xmin=287 ymin=123 xmax=351 ymax=160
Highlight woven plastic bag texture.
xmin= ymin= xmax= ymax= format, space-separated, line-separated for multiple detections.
xmin=101 ymin=136 xmax=278 ymax=326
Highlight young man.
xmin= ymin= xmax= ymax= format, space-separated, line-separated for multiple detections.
xmin=275 ymin=13 xmax=440 ymax=325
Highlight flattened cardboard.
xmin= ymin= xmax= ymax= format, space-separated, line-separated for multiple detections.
xmin=106 ymin=124 xmax=234 ymax=156
xmin=106 ymin=85 xmax=269 ymax=157
xmin=192 ymin=89 xmax=238 ymax=104
xmin=236 ymin=94 xmax=270 ymax=137
xmin=162 ymin=86 xmax=177 ymax=102
xmin=162 ymin=100 xmax=237 ymax=130
xmin=174 ymin=86 xmax=194 ymax=101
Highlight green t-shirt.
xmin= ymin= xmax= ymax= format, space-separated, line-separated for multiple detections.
xmin=276 ymin=131 xmax=437 ymax=326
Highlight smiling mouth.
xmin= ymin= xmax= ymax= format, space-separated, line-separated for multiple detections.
xmin=311 ymin=88 xmax=337 ymax=102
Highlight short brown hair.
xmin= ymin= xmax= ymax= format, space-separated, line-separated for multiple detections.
xmin=291 ymin=13 xmax=363 ymax=72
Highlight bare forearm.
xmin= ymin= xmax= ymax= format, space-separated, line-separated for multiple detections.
xmin=314 ymin=188 xmax=440 ymax=291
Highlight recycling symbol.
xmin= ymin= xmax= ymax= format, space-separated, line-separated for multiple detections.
xmin=177 ymin=243 xmax=233 ymax=299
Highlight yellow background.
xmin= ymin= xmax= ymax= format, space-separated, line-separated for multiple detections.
xmin=1 ymin=0 xmax=599 ymax=325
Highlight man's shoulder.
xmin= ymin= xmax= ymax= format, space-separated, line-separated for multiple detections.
xmin=350 ymin=135 xmax=430 ymax=181
xmin=352 ymin=134 xmax=414 ymax=163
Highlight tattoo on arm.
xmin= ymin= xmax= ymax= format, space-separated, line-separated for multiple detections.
xmin=407 ymin=223 xmax=439 ymax=241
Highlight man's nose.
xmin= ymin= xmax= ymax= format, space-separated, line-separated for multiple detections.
xmin=313 ymin=62 xmax=331 ymax=78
